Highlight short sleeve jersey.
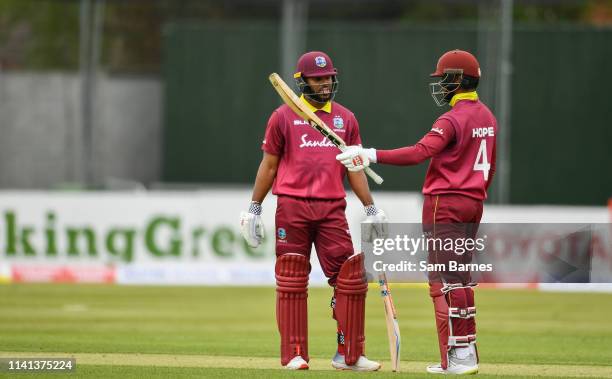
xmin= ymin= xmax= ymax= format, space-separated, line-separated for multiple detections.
xmin=261 ymin=101 xmax=361 ymax=199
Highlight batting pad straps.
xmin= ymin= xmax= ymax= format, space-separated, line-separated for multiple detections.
xmin=449 ymin=306 xmax=476 ymax=319
xmin=335 ymin=253 xmax=368 ymax=366
xmin=448 ymin=336 xmax=471 ymax=347
xmin=275 ymin=253 xmax=311 ymax=366
xmin=441 ymin=282 xmax=478 ymax=295
xmin=430 ymin=282 xmax=474 ymax=370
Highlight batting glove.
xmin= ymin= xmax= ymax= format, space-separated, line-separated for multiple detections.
xmin=240 ymin=201 xmax=265 ymax=248
xmin=362 ymin=204 xmax=388 ymax=242
xmin=336 ymin=146 xmax=377 ymax=172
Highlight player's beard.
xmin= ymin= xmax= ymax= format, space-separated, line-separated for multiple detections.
xmin=306 ymin=88 xmax=331 ymax=104
xmin=314 ymin=90 xmax=331 ymax=103
xmin=298 ymin=76 xmax=338 ymax=104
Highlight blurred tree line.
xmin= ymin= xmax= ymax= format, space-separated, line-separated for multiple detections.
xmin=0 ymin=0 xmax=610 ymax=73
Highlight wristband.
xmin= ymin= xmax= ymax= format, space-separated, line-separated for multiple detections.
xmin=249 ymin=201 xmax=262 ymax=215
xmin=364 ymin=204 xmax=378 ymax=216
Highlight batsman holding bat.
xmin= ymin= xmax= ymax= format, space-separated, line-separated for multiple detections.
xmin=240 ymin=51 xmax=386 ymax=371
xmin=337 ymin=49 xmax=497 ymax=375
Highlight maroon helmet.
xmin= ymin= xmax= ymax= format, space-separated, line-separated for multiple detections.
xmin=294 ymin=51 xmax=338 ymax=78
xmin=430 ymin=49 xmax=481 ymax=107
xmin=431 ymin=49 xmax=481 ymax=78
xmin=294 ymin=51 xmax=339 ymax=104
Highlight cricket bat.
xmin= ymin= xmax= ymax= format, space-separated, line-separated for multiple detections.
xmin=268 ymin=73 xmax=384 ymax=185
xmin=379 ymin=272 xmax=401 ymax=372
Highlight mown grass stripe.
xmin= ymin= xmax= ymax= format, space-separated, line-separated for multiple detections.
xmin=1 ymin=352 xmax=611 ymax=377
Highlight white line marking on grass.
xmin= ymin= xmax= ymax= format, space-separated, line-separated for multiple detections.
xmin=0 ymin=352 xmax=610 ymax=377
xmin=62 ymin=304 xmax=88 ymax=312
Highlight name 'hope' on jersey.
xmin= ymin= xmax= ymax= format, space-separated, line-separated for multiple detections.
xmin=261 ymin=101 xmax=361 ymax=199
xmin=423 ymin=99 xmax=498 ymax=201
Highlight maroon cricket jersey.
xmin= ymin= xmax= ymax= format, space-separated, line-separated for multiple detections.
xmin=261 ymin=100 xmax=361 ymax=199
xmin=425 ymin=100 xmax=497 ymax=200
xmin=377 ymin=96 xmax=497 ymax=200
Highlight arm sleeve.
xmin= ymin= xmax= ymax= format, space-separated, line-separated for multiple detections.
xmin=486 ymin=140 xmax=497 ymax=191
xmin=261 ymin=111 xmax=284 ymax=156
xmin=376 ymin=118 xmax=456 ymax=166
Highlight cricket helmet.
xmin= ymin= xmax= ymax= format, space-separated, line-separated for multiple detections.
xmin=430 ymin=49 xmax=481 ymax=107
xmin=295 ymin=51 xmax=338 ymax=78
xmin=294 ymin=51 xmax=339 ymax=104
xmin=430 ymin=49 xmax=481 ymax=78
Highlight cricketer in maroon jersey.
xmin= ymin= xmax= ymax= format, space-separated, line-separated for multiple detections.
xmin=240 ymin=51 xmax=385 ymax=371
xmin=337 ymin=49 xmax=497 ymax=375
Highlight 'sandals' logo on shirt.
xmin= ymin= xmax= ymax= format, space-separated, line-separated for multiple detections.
xmin=333 ymin=116 xmax=344 ymax=129
xmin=315 ymin=56 xmax=327 ymax=67
xmin=299 ymin=134 xmax=336 ymax=148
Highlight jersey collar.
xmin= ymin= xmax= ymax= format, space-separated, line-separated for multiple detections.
xmin=300 ymin=95 xmax=332 ymax=113
xmin=450 ymin=91 xmax=479 ymax=107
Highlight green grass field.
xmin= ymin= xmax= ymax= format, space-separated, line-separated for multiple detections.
xmin=0 ymin=284 xmax=611 ymax=378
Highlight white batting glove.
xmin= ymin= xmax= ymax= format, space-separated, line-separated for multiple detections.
xmin=362 ymin=205 xmax=388 ymax=242
xmin=336 ymin=146 xmax=377 ymax=172
xmin=240 ymin=201 xmax=265 ymax=248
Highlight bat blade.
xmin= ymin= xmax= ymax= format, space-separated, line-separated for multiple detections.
xmin=268 ymin=73 xmax=384 ymax=185
xmin=379 ymin=273 xmax=401 ymax=372
xmin=269 ymin=73 xmax=312 ymax=122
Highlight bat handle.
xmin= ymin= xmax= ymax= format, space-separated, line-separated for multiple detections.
xmin=338 ymin=145 xmax=384 ymax=185
xmin=364 ymin=167 xmax=384 ymax=185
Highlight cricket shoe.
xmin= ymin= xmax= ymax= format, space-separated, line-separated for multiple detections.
xmin=426 ymin=353 xmax=478 ymax=375
xmin=284 ymin=356 xmax=309 ymax=370
xmin=331 ymin=351 xmax=381 ymax=371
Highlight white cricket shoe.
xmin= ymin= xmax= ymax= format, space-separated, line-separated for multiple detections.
xmin=331 ymin=351 xmax=381 ymax=371
xmin=426 ymin=351 xmax=478 ymax=375
xmin=284 ymin=355 xmax=309 ymax=370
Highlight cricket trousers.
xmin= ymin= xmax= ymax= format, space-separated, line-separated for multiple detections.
xmin=422 ymin=193 xmax=483 ymax=369
xmin=274 ymin=196 xmax=367 ymax=366
xmin=275 ymin=195 xmax=354 ymax=286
